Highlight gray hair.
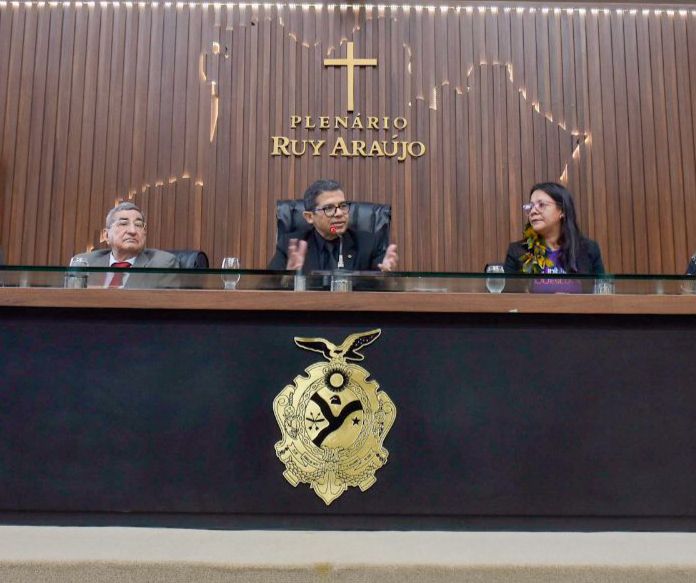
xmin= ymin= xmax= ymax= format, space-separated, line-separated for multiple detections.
xmin=105 ymin=202 xmax=145 ymax=228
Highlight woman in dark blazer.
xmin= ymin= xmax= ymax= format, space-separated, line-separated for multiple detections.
xmin=504 ymin=183 xmax=604 ymax=290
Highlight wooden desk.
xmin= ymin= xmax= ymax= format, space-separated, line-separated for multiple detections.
xmin=1 ymin=288 xmax=695 ymax=530
xmin=2 ymin=287 xmax=696 ymax=314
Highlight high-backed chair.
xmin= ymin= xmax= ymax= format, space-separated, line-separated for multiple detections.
xmin=275 ymin=200 xmax=392 ymax=258
xmin=166 ymin=250 xmax=210 ymax=269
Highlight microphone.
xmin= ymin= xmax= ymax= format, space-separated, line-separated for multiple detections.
xmin=329 ymin=225 xmax=344 ymax=268
xmin=337 ymin=236 xmax=344 ymax=269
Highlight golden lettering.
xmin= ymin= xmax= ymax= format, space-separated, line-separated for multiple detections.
xmin=397 ymin=142 xmax=408 ymax=162
xmin=394 ymin=117 xmax=408 ymax=130
xmin=271 ymin=136 xmax=291 ymax=156
xmin=351 ymin=116 xmax=364 ymax=130
xmin=367 ymin=116 xmax=379 ymax=130
xmin=304 ymin=115 xmax=316 ymax=129
xmin=309 ymin=140 xmax=326 ymax=156
xmin=369 ymin=141 xmax=385 ymax=157
xmin=290 ymin=115 xmax=302 ymax=129
xmin=408 ymin=141 xmax=426 ymax=158
xmin=382 ymin=140 xmax=398 ymax=157
xmin=352 ymin=140 xmax=368 ymax=157
xmin=330 ymin=136 xmax=351 ymax=157
xmin=319 ymin=116 xmax=330 ymax=129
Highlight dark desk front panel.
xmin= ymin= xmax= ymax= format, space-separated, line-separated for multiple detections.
xmin=1 ymin=307 xmax=695 ymax=528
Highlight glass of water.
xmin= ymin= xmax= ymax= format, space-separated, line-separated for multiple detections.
xmin=221 ymin=257 xmax=241 ymax=290
xmin=593 ymin=277 xmax=615 ymax=295
xmin=65 ymin=256 xmax=89 ymax=289
xmin=485 ymin=264 xmax=505 ymax=294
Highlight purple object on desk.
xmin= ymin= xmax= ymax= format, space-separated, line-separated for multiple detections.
xmin=531 ymin=249 xmax=582 ymax=294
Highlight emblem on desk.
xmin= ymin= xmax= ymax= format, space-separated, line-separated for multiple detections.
xmin=273 ymin=329 xmax=396 ymax=505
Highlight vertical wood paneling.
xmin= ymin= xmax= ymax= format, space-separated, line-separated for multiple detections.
xmin=661 ymin=13 xmax=688 ymax=271
xmin=103 ymin=5 xmax=126 ymax=218
xmin=573 ymin=11 xmax=593 ymax=237
xmin=683 ymin=15 xmax=696 ymax=265
xmin=586 ymin=11 xmax=609 ymax=262
xmin=610 ymin=12 xmax=632 ymax=272
xmin=623 ymin=11 xmax=649 ymax=273
xmin=35 ymin=5 xmax=63 ymax=263
xmin=22 ymin=5 xmax=49 ymax=263
xmin=158 ymin=4 xmax=177 ymax=250
xmin=508 ymin=9 xmax=524 ymax=242
xmin=73 ymin=6 xmax=101 ymax=259
xmin=636 ymin=12 xmax=662 ymax=270
xmin=117 ymin=5 xmax=137 ymax=203
xmin=649 ymin=13 xmax=676 ymax=270
xmin=9 ymin=6 xmax=35 ymax=263
xmin=2 ymin=2 xmax=696 ymax=274
xmin=598 ymin=12 xmax=622 ymax=270
xmin=90 ymin=5 xmax=113 ymax=247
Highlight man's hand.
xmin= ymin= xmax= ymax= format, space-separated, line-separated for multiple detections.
xmin=378 ymin=244 xmax=398 ymax=272
xmin=286 ymin=239 xmax=308 ymax=271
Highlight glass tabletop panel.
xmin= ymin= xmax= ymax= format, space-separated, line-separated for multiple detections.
xmin=0 ymin=266 xmax=695 ymax=296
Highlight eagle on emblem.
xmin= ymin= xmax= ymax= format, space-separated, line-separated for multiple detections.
xmin=294 ymin=329 xmax=381 ymax=362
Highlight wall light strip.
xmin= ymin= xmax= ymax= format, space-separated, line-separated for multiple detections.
xmin=1 ymin=1 xmax=691 ymax=17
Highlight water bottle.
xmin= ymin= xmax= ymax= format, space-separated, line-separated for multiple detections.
xmin=65 ymin=256 xmax=89 ymax=289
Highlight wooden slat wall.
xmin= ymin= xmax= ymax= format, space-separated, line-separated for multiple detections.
xmin=1 ymin=1 xmax=696 ymax=273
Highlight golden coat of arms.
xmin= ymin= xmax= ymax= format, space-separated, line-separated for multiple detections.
xmin=273 ymin=329 xmax=397 ymax=505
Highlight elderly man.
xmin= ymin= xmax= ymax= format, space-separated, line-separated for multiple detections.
xmin=268 ymin=179 xmax=398 ymax=273
xmin=74 ymin=202 xmax=179 ymax=287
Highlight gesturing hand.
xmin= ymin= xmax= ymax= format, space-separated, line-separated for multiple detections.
xmin=378 ymin=244 xmax=399 ymax=272
xmin=286 ymin=238 xmax=308 ymax=271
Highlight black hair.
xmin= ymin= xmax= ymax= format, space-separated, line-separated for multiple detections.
xmin=529 ymin=182 xmax=583 ymax=272
xmin=303 ymin=179 xmax=343 ymax=211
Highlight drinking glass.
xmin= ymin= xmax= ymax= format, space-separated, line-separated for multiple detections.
xmin=65 ymin=256 xmax=89 ymax=289
xmin=680 ymin=278 xmax=696 ymax=295
xmin=485 ymin=265 xmax=505 ymax=294
xmin=593 ymin=277 xmax=615 ymax=295
xmin=221 ymin=257 xmax=241 ymax=289
xmin=330 ymin=271 xmax=352 ymax=292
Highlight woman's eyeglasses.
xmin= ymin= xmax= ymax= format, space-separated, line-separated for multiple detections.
xmin=522 ymin=201 xmax=559 ymax=214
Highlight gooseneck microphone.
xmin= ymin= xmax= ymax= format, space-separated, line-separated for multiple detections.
xmin=329 ymin=225 xmax=344 ymax=268
xmin=337 ymin=236 xmax=344 ymax=269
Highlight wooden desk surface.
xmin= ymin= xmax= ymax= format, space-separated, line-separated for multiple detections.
xmin=2 ymin=287 xmax=696 ymax=314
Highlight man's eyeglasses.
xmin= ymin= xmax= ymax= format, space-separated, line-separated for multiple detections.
xmin=112 ymin=219 xmax=146 ymax=230
xmin=313 ymin=201 xmax=352 ymax=217
xmin=522 ymin=201 xmax=559 ymax=214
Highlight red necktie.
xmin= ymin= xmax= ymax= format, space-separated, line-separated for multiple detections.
xmin=109 ymin=262 xmax=131 ymax=288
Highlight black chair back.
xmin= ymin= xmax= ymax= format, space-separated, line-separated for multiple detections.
xmin=167 ymin=250 xmax=210 ymax=269
xmin=275 ymin=200 xmax=392 ymax=257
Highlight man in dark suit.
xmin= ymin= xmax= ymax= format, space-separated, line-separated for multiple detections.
xmin=268 ymin=179 xmax=398 ymax=274
xmin=73 ymin=202 xmax=179 ymax=288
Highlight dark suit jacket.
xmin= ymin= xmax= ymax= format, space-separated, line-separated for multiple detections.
xmin=74 ymin=248 xmax=180 ymax=288
xmin=503 ymin=237 xmax=605 ymax=275
xmin=268 ymin=228 xmax=386 ymax=274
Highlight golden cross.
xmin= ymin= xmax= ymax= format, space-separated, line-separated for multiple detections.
xmin=324 ymin=42 xmax=377 ymax=112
